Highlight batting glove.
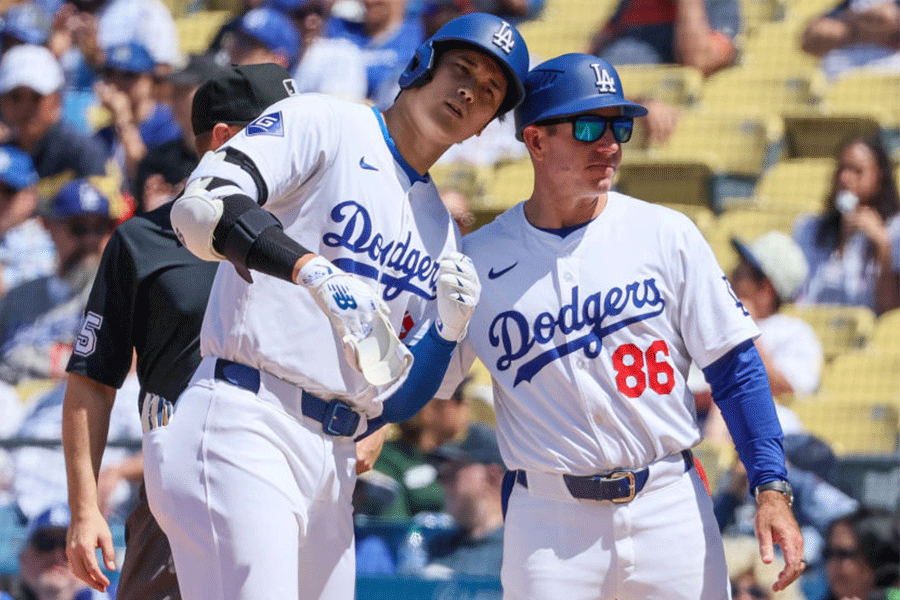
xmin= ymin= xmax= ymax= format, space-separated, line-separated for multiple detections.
xmin=299 ymin=256 xmax=412 ymax=386
xmin=435 ymin=252 xmax=480 ymax=342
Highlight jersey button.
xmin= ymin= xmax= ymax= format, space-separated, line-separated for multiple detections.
xmin=563 ymin=272 xmax=574 ymax=283
xmin=575 ymin=357 xmax=587 ymax=369
xmin=593 ymin=413 xmax=604 ymax=425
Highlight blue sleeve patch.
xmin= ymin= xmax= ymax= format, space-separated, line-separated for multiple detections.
xmin=247 ymin=111 xmax=284 ymax=137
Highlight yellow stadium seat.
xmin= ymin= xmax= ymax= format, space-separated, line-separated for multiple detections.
xmin=708 ymin=208 xmax=801 ymax=274
xmin=740 ymin=21 xmax=820 ymax=75
xmin=484 ymin=158 xmax=534 ymax=210
xmin=615 ymin=64 xmax=703 ymax=108
xmin=870 ymin=308 xmax=900 ymax=355
xmin=782 ymin=114 xmax=882 ymax=159
xmin=780 ymin=304 xmax=877 ymax=364
xmin=517 ymin=0 xmax=619 ymax=60
xmin=817 ymin=348 xmax=900 ymax=407
xmin=738 ymin=0 xmax=783 ymax=36
xmin=822 ymin=71 xmax=900 ymax=129
xmin=752 ymin=158 xmax=835 ymax=215
xmin=695 ymin=67 xmax=825 ymax=118
xmin=614 ymin=159 xmax=715 ymax=208
xmin=175 ymin=10 xmax=232 ymax=56
xmin=781 ymin=0 xmax=844 ymax=24
xmin=654 ymin=113 xmax=783 ymax=178
xmin=790 ymin=395 xmax=898 ymax=455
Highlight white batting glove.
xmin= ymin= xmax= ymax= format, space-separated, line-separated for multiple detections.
xmin=435 ymin=252 xmax=480 ymax=342
xmin=299 ymin=256 xmax=412 ymax=386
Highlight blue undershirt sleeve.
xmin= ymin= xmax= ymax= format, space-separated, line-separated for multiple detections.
xmin=371 ymin=323 xmax=457 ymax=426
xmin=702 ymin=339 xmax=788 ymax=490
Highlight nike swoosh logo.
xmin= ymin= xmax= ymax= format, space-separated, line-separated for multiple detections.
xmin=359 ymin=156 xmax=378 ymax=171
xmin=488 ymin=262 xmax=518 ymax=279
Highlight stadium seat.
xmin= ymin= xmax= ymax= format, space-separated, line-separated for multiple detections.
xmin=517 ymin=0 xmax=619 ymax=61
xmin=615 ymin=64 xmax=703 ymax=108
xmin=817 ymin=348 xmax=900 ymax=407
xmin=706 ymin=207 xmax=799 ymax=274
xmin=790 ymin=394 xmax=898 ymax=455
xmin=870 ymin=308 xmax=900 ymax=355
xmin=654 ymin=113 xmax=783 ymax=184
xmin=738 ymin=0 xmax=782 ymax=36
xmin=751 ymin=157 xmax=835 ymax=215
xmin=484 ymin=158 xmax=534 ymax=210
xmin=782 ymin=114 xmax=882 ymax=159
xmin=740 ymin=20 xmax=820 ymax=75
xmin=614 ymin=159 xmax=715 ymax=208
xmin=780 ymin=304 xmax=877 ymax=364
xmin=822 ymin=71 xmax=900 ymax=130
xmin=695 ymin=67 xmax=825 ymax=118
xmin=175 ymin=10 xmax=232 ymax=56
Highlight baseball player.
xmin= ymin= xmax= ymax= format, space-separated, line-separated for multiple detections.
xmin=437 ymin=53 xmax=805 ymax=600
xmin=62 ymin=63 xmax=297 ymax=599
xmin=151 ymin=13 xmax=529 ymax=600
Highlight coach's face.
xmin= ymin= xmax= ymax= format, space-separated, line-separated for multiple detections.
xmin=525 ymin=107 xmax=623 ymax=200
xmin=414 ymin=48 xmax=506 ymax=146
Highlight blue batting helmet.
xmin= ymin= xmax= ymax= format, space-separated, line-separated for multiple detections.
xmin=398 ymin=12 xmax=529 ymax=115
xmin=515 ymin=53 xmax=648 ymax=140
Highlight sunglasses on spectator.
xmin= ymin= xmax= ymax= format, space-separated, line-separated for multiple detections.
xmin=536 ymin=115 xmax=634 ymax=144
xmin=67 ymin=219 xmax=112 ymax=237
xmin=30 ymin=530 xmax=67 ymax=553
xmin=823 ymin=547 xmax=861 ymax=561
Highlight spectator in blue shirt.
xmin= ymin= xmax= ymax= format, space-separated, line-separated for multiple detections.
xmin=328 ymin=0 xmax=424 ymax=100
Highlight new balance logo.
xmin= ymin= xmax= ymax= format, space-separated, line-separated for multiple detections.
xmin=359 ymin=156 xmax=378 ymax=171
xmin=488 ymin=262 xmax=517 ymax=279
xmin=492 ymin=20 xmax=515 ymax=54
xmin=330 ymin=285 xmax=358 ymax=310
xmin=590 ymin=64 xmax=617 ymax=94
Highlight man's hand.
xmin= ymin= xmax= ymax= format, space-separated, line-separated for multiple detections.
xmin=435 ymin=252 xmax=480 ymax=342
xmin=66 ymin=505 xmax=115 ymax=592
xmin=356 ymin=426 xmax=388 ymax=474
xmin=754 ymin=490 xmax=805 ymax=592
xmin=299 ymin=255 xmax=411 ymax=386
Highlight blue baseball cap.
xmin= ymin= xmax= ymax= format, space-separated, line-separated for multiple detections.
xmin=25 ymin=503 xmax=70 ymax=542
xmin=1 ymin=4 xmax=48 ymax=45
xmin=0 ymin=145 xmax=37 ymax=191
xmin=236 ymin=8 xmax=300 ymax=63
xmin=103 ymin=41 xmax=155 ymax=75
xmin=45 ymin=179 xmax=112 ymax=220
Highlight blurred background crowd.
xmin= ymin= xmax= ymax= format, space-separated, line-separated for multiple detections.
xmin=0 ymin=0 xmax=895 ymax=598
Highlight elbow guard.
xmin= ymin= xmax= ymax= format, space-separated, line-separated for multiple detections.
xmin=171 ymin=180 xmax=226 ymax=262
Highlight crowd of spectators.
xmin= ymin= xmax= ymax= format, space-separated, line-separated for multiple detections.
xmin=0 ymin=0 xmax=895 ymax=598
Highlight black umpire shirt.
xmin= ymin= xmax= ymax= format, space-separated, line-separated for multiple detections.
xmin=67 ymin=201 xmax=218 ymax=410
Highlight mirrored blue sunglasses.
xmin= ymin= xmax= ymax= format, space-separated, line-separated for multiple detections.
xmin=538 ymin=115 xmax=634 ymax=143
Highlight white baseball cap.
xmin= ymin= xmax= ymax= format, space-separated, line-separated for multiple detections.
xmin=731 ymin=231 xmax=809 ymax=302
xmin=0 ymin=44 xmax=64 ymax=96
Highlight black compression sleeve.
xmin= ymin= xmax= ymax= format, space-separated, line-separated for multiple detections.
xmin=212 ymin=194 xmax=311 ymax=283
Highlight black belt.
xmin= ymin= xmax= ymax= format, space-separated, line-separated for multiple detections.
xmin=214 ymin=358 xmax=362 ymax=437
xmin=513 ymin=450 xmax=693 ymax=503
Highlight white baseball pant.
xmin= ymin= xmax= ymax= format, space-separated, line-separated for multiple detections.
xmin=143 ymin=357 xmax=358 ymax=600
xmin=501 ymin=454 xmax=730 ymax=600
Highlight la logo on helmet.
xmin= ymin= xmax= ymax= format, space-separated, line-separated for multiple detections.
xmin=492 ymin=21 xmax=515 ymax=54
xmin=590 ymin=64 xmax=617 ymax=94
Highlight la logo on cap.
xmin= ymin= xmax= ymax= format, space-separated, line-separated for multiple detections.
xmin=0 ymin=149 xmax=10 ymax=172
xmin=79 ymin=182 xmax=103 ymax=211
xmin=590 ymin=64 xmax=617 ymax=94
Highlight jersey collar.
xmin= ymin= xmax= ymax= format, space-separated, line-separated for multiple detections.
xmin=371 ymin=106 xmax=429 ymax=186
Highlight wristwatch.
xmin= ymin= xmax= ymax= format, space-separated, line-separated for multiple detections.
xmin=754 ymin=480 xmax=794 ymax=507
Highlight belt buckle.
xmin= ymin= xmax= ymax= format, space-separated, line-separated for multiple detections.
xmin=607 ymin=471 xmax=636 ymax=503
xmin=322 ymin=399 xmax=360 ymax=437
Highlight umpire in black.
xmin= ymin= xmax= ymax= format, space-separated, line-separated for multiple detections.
xmin=61 ymin=63 xmax=297 ymax=598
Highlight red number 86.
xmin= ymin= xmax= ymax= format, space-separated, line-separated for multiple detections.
xmin=612 ymin=340 xmax=675 ymax=398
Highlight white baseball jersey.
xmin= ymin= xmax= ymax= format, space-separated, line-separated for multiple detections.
xmin=187 ymin=94 xmax=457 ymax=415
xmin=439 ymin=193 xmax=759 ymax=474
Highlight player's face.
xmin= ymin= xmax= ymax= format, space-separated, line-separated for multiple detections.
xmin=535 ymin=107 xmax=623 ymax=198
xmin=412 ymin=48 xmax=507 ymax=146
